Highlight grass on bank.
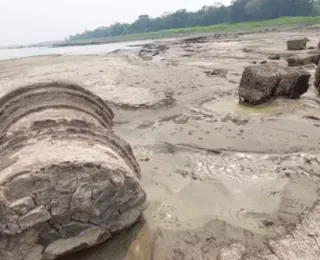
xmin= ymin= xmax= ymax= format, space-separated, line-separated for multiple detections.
xmin=58 ymin=16 xmax=320 ymax=47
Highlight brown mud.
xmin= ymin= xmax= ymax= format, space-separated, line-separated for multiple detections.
xmin=1 ymin=28 xmax=320 ymax=259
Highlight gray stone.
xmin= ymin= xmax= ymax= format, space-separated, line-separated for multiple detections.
xmin=0 ymin=82 xmax=146 ymax=260
xmin=287 ymin=54 xmax=320 ymax=67
xmin=9 ymin=196 xmax=35 ymax=215
xmin=287 ymin=38 xmax=309 ymax=50
xmin=315 ymin=62 xmax=320 ymax=94
xmin=51 ymin=194 xmax=71 ymax=217
xmin=58 ymin=222 xmax=93 ymax=239
xmin=19 ymin=206 xmax=51 ymax=231
xmin=268 ymin=54 xmax=280 ymax=60
xmin=239 ymin=63 xmax=310 ymax=105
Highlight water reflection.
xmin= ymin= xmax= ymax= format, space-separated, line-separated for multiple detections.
xmin=58 ymin=218 xmax=153 ymax=260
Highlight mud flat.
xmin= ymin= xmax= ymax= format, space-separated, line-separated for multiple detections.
xmin=1 ymin=28 xmax=320 ymax=259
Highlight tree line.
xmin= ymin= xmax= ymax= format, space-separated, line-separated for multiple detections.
xmin=68 ymin=0 xmax=317 ymax=41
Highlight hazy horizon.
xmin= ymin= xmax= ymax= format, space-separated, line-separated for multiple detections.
xmin=0 ymin=0 xmax=231 ymax=46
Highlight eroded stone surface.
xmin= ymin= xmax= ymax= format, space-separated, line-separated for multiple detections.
xmin=0 ymin=83 xmax=146 ymax=260
xmin=287 ymin=38 xmax=309 ymax=50
xmin=239 ymin=63 xmax=310 ymax=105
xmin=315 ymin=61 xmax=320 ymax=93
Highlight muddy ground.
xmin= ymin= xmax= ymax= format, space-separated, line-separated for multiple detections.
xmin=1 ymin=28 xmax=320 ymax=260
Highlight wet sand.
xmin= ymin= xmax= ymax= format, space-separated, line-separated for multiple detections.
xmin=1 ymin=28 xmax=320 ymax=259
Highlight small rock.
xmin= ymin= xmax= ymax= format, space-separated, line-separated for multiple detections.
xmin=183 ymin=36 xmax=209 ymax=44
xmin=308 ymin=46 xmax=315 ymax=50
xmin=260 ymin=61 xmax=267 ymax=64
xmin=315 ymin=61 xmax=320 ymax=93
xmin=18 ymin=206 xmax=51 ymax=231
xmin=204 ymin=69 xmax=228 ymax=78
xmin=242 ymin=48 xmax=253 ymax=53
xmin=287 ymin=37 xmax=309 ymax=50
xmin=9 ymin=196 xmax=35 ymax=215
xmin=218 ymin=243 xmax=246 ymax=260
xmin=268 ymin=54 xmax=280 ymax=60
xmin=303 ymin=115 xmax=320 ymax=121
xmin=99 ymin=70 xmax=104 ymax=72
xmin=287 ymin=54 xmax=320 ymax=67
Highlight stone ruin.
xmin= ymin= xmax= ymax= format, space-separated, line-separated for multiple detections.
xmin=287 ymin=54 xmax=320 ymax=67
xmin=239 ymin=63 xmax=311 ymax=105
xmin=286 ymin=37 xmax=309 ymax=50
xmin=315 ymin=62 xmax=320 ymax=93
xmin=0 ymin=82 xmax=147 ymax=260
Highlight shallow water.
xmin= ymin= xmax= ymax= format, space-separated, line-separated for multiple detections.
xmin=58 ymin=151 xmax=320 ymax=260
xmin=0 ymin=40 xmax=151 ymax=60
xmin=202 ymin=96 xmax=320 ymax=116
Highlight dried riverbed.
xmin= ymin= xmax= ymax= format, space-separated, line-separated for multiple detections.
xmin=1 ymin=28 xmax=320 ymax=260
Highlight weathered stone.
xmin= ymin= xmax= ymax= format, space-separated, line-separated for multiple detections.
xmin=58 ymin=222 xmax=93 ymax=239
xmin=239 ymin=63 xmax=310 ymax=105
xmin=315 ymin=62 xmax=320 ymax=94
xmin=287 ymin=38 xmax=309 ymax=50
xmin=204 ymin=69 xmax=228 ymax=78
xmin=287 ymin=54 xmax=320 ymax=67
xmin=268 ymin=54 xmax=280 ymax=60
xmin=18 ymin=206 xmax=51 ymax=231
xmin=9 ymin=196 xmax=35 ymax=215
xmin=44 ymin=227 xmax=103 ymax=257
xmin=218 ymin=243 xmax=246 ymax=260
xmin=0 ymin=82 xmax=147 ymax=260
xmin=38 ymin=230 xmax=61 ymax=248
xmin=51 ymin=194 xmax=71 ymax=217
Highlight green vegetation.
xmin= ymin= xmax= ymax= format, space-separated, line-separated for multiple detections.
xmin=66 ymin=0 xmax=320 ymax=43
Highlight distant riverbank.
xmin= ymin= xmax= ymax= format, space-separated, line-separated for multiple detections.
xmin=53 ymin=16 xmax=320 ymax=48
xmin=2 ymin=16 xmax=320 ymax=51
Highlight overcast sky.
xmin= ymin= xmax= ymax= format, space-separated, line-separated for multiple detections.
xmin=0 ymin=0 xmax=231 ymax=45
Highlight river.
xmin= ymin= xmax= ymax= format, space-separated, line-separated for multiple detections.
xmin=0 ymin=40 xmax=151 ymax=60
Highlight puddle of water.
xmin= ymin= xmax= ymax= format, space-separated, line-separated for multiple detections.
xmin=58 ymin=219 xmax=153 ymax=260
xmin=202 ymin=97 xmax=320 ymax=116
xmin=59 ymin=153 xmax=320 ymax=260
xmin=141 ymin=152 xmax=320 ymax=238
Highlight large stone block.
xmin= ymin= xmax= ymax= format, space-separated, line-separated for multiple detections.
xmin=0 ymin=82 xmax=147 ymax=260
xmin=239 ymin=63 xmax=310 ymax=105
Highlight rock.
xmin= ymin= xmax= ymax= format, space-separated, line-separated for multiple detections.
xmin=318 ymin=40 xmax=320 ymax=49
xmin=18 ymin=206 xmax=51 ymax=231
xmin=260 ymin=60 xmax=267 ymax=64
xmin=287 ymin=54 xmax=320 ymax=67
xmin=218 ymin=243 xmax=246 ymax=260
xmin=268 ymin=54 xmax=280 ymax=60
xmin=242 ymin=48 xmax=253 ymax=53
xmin=315 ymin=62 xmax=320 ymax=93
xmin=0 ymin=82 xmax=147 ymax=260
xmin=204 ymin=69 xmax=228 ymax=78
xmin=9 ymin=196 xmax=35 ymax=215
xmin=287 ymin=37 xmax=309 ymax=50
xmin=182 ymin=36 xmax=209 ymax=44
xmin=138 ymin=44 xmax=169 ymax=58
xmin=308 ymin=46 xmax=315 ymax=50
xmin=239 ymin=63 xmax=311 ymax=105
